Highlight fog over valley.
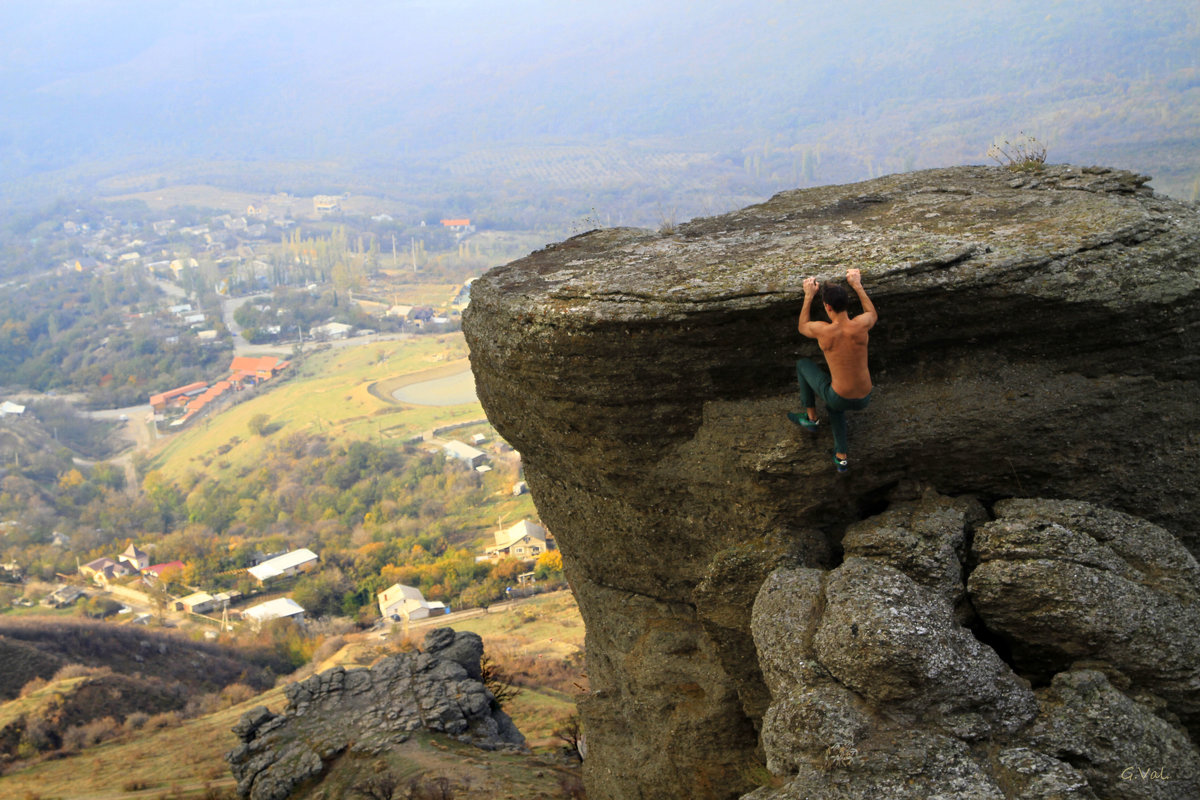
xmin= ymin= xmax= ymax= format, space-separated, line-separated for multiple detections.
xmin=1 ymin=0 xmax=1197 ymax=224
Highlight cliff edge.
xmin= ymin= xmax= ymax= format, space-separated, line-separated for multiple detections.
xmin=462 ymin=165 xmax=1200 ymax=799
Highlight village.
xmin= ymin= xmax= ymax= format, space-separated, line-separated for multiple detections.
xmin=24 ymin=511 xmax=557 ymax=638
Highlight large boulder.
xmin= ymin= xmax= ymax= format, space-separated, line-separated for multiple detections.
xmin=462 ymin=165 xmax=1200 ymax=799
xmin=748 ymin=497 xmax=1200 ymax=800
xmin=226 ymin=629 xmax=523 ymax=800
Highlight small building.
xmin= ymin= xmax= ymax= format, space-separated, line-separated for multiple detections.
xmin=377 ymin=583 xmax=448 ymax=622
xmin=246 ymin=548 xmax=319 ymax=585
xmin=242 ymin=597 xmax=306 ymax=628
xmin=80 ymin=557 xmax=132 ymax=586
xmin=118 ymin=544 xmax=149 ymax=571
xmin=470 ymin=433 xmax=488 ymax=446
xmin=149 ymin=381 xmax=208 ymax=411
xmin=229 ymin=356 xmax=289 ymax=386
xmin=44 ymin=585 xmax=85 ymax=608
xmin=485 ymin=519 xmax=555 ymax=561
xmin=313 ymin=195 xmax=341 ymax=214
xmin=176 ymin=592 xmax=216 ymax=614
xmin=0 ymin=400 xmax=26 ymax=416
xmin=311 ymin=321 xmax=353 ymax=340
xmin=443 ymin=440 xmax=486 ymax=468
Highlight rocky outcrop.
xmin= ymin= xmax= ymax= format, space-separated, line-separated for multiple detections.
xmin=749 ymin=494 xmax=1200 ymax=799
xmin=462 ymin=165 xmax=1200 ymax=799
xmin=226 ymin=629 xmax=523 ymax=800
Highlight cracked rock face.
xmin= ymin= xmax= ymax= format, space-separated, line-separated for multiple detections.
xmin=226 ymin=629 xmax=524 ymax=800
xmin=749 ymin=495 xmax=1200 ymax=800
xmin=462 ymin=165 xmax=1200 ymax=800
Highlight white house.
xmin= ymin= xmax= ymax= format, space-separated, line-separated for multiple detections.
xmin=247 ymin=548 xmax=319 ymax=584
xmin=0 ymin=401 xmax=26 ymax=416
xmin=311 ymin=321 xmax=353 ymax=340
xmin=443 ymin=440 xmax=486 ymax=468
xmin=176 ymin=592 xmax=216 ymax=614
xmin=485 ymin=519 xmax=555 ymax=561
xmin=377 ymin=583 xmax=448 ymax=622
xmin=242 ymin=597 xmax=306 ymax=628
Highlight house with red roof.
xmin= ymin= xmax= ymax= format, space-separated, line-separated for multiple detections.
xmin=149 ymin=381 xmax=208 ymax=412
xmin=142 ymin=561 xmax=185 ymax=584
xmin=229 ymin=356 xmax=290 ymax=387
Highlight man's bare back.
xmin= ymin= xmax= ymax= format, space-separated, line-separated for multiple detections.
xmin=797 ymin=268 xmax=877 ymax=397
xmin=814 ymin=314 xmax=873 ymax=399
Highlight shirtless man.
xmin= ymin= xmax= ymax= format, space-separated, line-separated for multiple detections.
xmin=788 ymin=268 xmax=877 ymax=472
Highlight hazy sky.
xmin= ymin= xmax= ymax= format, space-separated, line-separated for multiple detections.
xmin=1 ymin=1 xmax=1196 ymax=202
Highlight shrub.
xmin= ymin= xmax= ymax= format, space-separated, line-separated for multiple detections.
xmin=183 ymin=692 xmax=221 ymax=719
xmin=479 ymin=652 xmax=521 ymax=709
xmin=19 ymin=716 xmax=58 ymax=754
xmin=18 ymin=676 xmax=49 ymax=698
xmin=60 ymin=716 xmax=120 ymax=751
xmin=987 ymin=132 xmax=1047 ymax=171
xmin=52 ymin=663 xmax=109 ymax=681
xmin=124 ymin=711 xmax=151 ymax=731
xmin=311 ymin=635 xmax=346 ymax=665
xmin=219 ymin=683 xmax=259 ymax=708
xmin=409 ymin=776 xmax=456 ymax=800
xmin=553 ymin=713 xmax=584 ymax=762
xmin=144 ymin=711 xmax=183 ymax=730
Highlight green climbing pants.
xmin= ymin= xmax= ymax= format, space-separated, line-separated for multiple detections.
xmin=796 ymin=358 xmax=871 ymax=455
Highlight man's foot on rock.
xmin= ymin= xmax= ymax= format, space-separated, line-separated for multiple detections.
xmin=832 ymin=452 xmax=849 ymax=473
xmin=787 ymin=412 xmax=819 ymax=430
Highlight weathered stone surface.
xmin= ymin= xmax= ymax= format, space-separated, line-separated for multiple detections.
xmin=841 ymin=489 xmax=985 ymax=618
xmin=969 ymin=499 xmax=1200 ymax=737
xmin=463 ymin=165 xmax=1200 ymax=799
xmin=747 ymin=501 xmax=1200 ymax=800
xmin=226 ymin=629 xmax=523 ymax=800
xmin=1021 ymin=670 xmax=1200 ymax=800
xmin=815 ymin=558 xmax=1037 ymax=739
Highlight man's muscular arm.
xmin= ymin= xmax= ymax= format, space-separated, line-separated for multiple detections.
xmin=846 ymin=269 xmax=878 ymax=328
xmin=798 ymin=276 xmax=826 ymax=339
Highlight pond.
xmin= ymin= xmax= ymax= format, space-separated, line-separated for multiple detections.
xmin=392 ymin=368 xmax=478 ymax=406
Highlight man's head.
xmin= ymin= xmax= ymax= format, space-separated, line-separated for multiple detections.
xmin=820 ymin=282 xmax=849 ymax=313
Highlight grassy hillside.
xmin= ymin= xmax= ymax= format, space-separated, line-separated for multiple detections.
xmin=0 ymin=617 xmax=287 ymax=702
xmin=0 ymin=593 xmax=586 ymax=799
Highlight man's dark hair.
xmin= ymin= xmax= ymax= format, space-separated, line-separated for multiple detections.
xmin=820 ymin=283 xmax=849 ymax=313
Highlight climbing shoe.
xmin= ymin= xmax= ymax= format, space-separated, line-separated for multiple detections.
xmin=832 ymin=453 xmax=849 ymax=473
xmin=787 ymin=412 xmax=819 ymax=431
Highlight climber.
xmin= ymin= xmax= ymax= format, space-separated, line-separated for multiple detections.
xmin=788 ymin=268 xmax=877 ymax=472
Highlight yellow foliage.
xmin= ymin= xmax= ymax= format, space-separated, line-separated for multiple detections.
xmin=536 ymin=550 xmax=563 ymax=573
xmin=58 ymin=469 xmax=85 ymax=489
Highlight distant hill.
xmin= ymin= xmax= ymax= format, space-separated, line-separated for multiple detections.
xmin=0 ymin=616 xmax=288 ymax=701
xmin=0 ymin=0 xmax=1195 ymax=219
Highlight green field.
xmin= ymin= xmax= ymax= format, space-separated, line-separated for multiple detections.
xmin=149 ymin=333 xmax=485 ymax=484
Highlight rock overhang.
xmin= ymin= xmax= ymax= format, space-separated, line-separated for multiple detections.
xmin=462 ymin=164 xmax=1200 ymax=800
